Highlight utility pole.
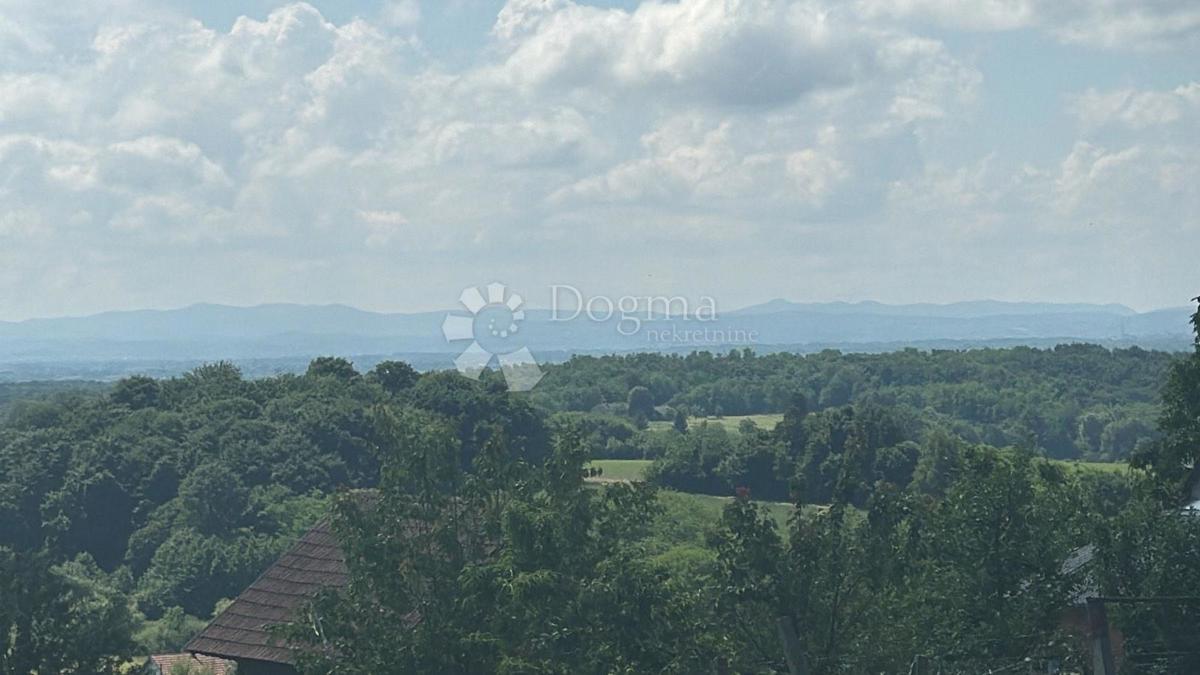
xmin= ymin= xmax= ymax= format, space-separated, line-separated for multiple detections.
xmin=909 ymin=654 xmax=931 ymax=675
xmin=1087 ymin=598 xmax=1116 ymax=675
xmin=777 ymin=615 xmax=809 ymax=675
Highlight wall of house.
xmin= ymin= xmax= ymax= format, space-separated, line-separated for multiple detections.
xmin=235 ymin=659 xmax=299 ymax=675
xmin=1061 ymin=604 xmax=1126 ymax=672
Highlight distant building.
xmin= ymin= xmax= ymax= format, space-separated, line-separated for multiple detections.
xmin=147 ymin=652 xmax=234 ymax=675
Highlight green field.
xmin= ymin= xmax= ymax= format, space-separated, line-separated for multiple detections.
xmin=644 ymin=416 xmax=1134 ymax=477
xmin=1052 ymin=459 xmax=1133 ymax=475
xmin=586 ymin=460 xmax=803 ymax=533
xmin=587 ymin=455 xmax=1126 ymax=543
xmin=586 ymin=459 xmax=653 ymax=481
xmin=648 ymin=413 xmax=786 ymax=433
xmin=660 ymin=490 xmax=798 ymax=532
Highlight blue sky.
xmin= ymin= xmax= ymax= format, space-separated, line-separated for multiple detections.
xmin=0 ymin=0 xmax=1197 ymax=320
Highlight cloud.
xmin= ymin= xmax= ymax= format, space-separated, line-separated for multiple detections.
xmin=1054 ymin=141 xmax=1199 ymax=227
xmin=553 ymin=116 xmax=848 ymax=208
xmin=491 ymin=0 xmax=871 ymax=107
xmin=0 ymin=0 xmax=1195 ymax=317
xmin=1048 ymin=1 xmax=1200 ymax=49
xmin=1069 ymin=82 xmax=1200 ymax=130
xmin=381 ymin=0 xmax=421 ymax=28
xmin=859 ymin=0 xmax=1200 ymax=49
xmin=856 ymin=0 xmax=1036 ymax=31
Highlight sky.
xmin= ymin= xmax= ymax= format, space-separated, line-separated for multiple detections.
xmin=0 ymin=0 xmax=1197 ymax=320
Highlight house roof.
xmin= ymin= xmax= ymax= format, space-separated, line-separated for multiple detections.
xmin=149 ymin=652 xmax=235 ymax=674
xmin=185 ymin=518 xmax=348 ymax=665
xmin=1061 ymin=542 xmax=1100 ymax=606
xmin=1186 ymin=463 xmax=1200 ymax=504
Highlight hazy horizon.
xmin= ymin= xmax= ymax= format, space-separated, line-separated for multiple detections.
xmin=0 ymin=295 xmax=1189 ymax=324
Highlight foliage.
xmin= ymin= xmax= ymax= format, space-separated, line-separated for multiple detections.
xmin=0 ymin=549 xmax=136 ymax=674
xmin=134 ymin=606 xmax=209 ymax=655
xmin=709 ymin=447 xmax=1090 ymax=673
xmin=286 ymin=408 xmax=715 ymax=673
xmin=0 ymin=358 xmax=538 ymax=666
xmin=531 ymin=346 xmax=1175 ymax=460
xmin=0 ymin=332 xmax=1196 ymax=671
xmin=1131 ymin=299 xmax=1200 ymax=501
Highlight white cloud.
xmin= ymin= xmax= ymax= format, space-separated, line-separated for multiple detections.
xmin=1053 ymin=141 xmax=1199 ymax=227
xmin=1049 ymin=1 xmax=1200 ymax=50
xmin=859 ymin=0 xmax=1200 ymax=49
xmin=856 ymin=0 xmax=1036 ymax=31
xmin=0 ymin=0 xmax=1194 ymax=317
xmin=1070 ymin=82 xmax=1200 ymax=130
xmin=491 ymin=0 xmax=870 ymax=107
xmin=554 ymin=116 xmax=849 ymax=208
xmin=358 ymin=209 xmax=410 ymax=247
xmin=381 ymin=0 xmax=421 ymax=28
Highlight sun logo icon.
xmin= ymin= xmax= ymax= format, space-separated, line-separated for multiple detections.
xmin=441 ymin=282 xmax=544 ymax=391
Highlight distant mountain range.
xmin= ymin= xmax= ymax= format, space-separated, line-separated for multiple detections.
xmin=0 ymin=300 xmax=1191 ymax=381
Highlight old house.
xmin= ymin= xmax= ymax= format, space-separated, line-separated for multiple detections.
xmin=182 ymin=518 xmax=347 ymax=675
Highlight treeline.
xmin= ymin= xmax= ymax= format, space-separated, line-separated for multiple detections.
xmin=282 ymin=312 xmax=1200 ymax=673
xmin=289 ymin=408 xmax=1116 ymax=673
xmin=0 ymin=358 xmax=541 ymax=671
xmin=0 ymin=332 xmax=1196 ymax=672
xmin=532 ymin=344 xmax=1174 ymax=460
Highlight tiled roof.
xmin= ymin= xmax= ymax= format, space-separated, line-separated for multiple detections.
xmin=149 ymin=652 xmax=235 ymax=674
xmin=185 ymin=519 xmax=347 ymax=665
xmin=1062 ymin=543 xmax=1098 ymax=606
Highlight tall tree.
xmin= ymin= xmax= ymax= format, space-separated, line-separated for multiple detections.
xmin=626 ymin=385 xmax=655 ymax=421
xmin=287 ymin=406 xmax=708 ymax=673
xmin=0 ymin=549 xmax=136 ymax=674
xmin=1132 ymin=297 xmax=1200 ymax=502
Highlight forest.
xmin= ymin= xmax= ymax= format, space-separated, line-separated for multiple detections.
xmin=0 ymin=323 xmax=1198 ymax=672
xmin=531 ymin=344 xmax=1173 ymax=461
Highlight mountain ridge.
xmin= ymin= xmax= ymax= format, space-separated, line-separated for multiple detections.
xmin=0 ymin=300 xmax=1191 ymax=381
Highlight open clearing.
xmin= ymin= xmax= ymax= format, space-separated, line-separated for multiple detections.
xmin=586 ymin=460 xmax=803 ymax=532
xmin=649 ymin=413 xmax=786 ymax=433
xmin=587 ymin=459 xmax=653 ymax=482
xmin=589 ymin=456 xmax=1130 ymax=487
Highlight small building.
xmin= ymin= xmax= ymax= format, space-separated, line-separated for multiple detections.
xmin=147 ymin=652 xmax=234 ymax=674
xmin=183 ymin=519 xmax=348 ymax=675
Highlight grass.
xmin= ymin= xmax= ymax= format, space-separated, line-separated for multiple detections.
xmin=586 ymin=459 xmax=652 ymax=481
xmin=585 ymin=460 xmax=804 ymax=535
xmin=647 ymin=415 xmax=1136 ymax=477
xmin=1050 ymin=459 xmax=1134 ymax=475
xmin=648 ymin=413 xmax=786 ymax=433
xmin=588 ymin=455 xmax=1126 ymax=547
xmin=660 ymin=490 xmax=799 ymax=532
xmin=591 ymin=453 xmax=1133 ymax=486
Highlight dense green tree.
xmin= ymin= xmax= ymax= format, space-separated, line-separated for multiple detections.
xmin=1132 ymin=298 xmax=1200 ymax=500
xmin=110 ymin=375 xmax=161 ymax=410
xmin=712 ymin=447 xmax=1084 ymax=673
xmin=626 ymin=385 xmax=655 ymax=421
xmin=1096 ymin=496 xmax=1200 ymax=672
xmin=178 ymin=463 xmax=248 ymax=535
xmin=288 ymin=406 xmax=711 ymax=673
xmin=306 ymin=356 xmax=359 ymax=381
xmin=672 ymin=408 xmax=688 ymax=433
xmin=0 ymin=337 xmax=1191 ymax=671
xmin=133 ymin=605 xmax=208 ymax=655
xmin=532 ymin=345 xmax=1175 ymax=460
xmin=368 ymin=360 xmax=420 ymax=394
xmin=0 ymin=549 xmax=136 ymax=674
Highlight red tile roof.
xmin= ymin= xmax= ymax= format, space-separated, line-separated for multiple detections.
xmin=149 ymin=652 xmax=235 ymax=674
